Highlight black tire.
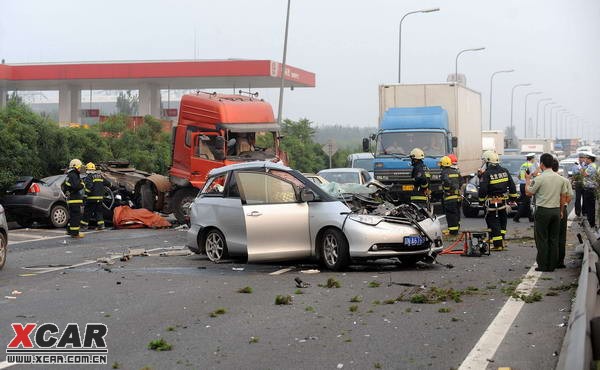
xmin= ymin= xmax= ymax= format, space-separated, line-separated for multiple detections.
xmin=203 ymin=229 xmax=228 ymax=262
xmin=49 ymin=204 xmax=69 ymax=228
xmin=16 ymin=217 xmax=33 ymax=228
xmin=0 ymin=232 xmax=6 ymax=269
xmin=318 ymin=228 xmax=350 ymax=271
xmin=462 ymin=203 xmax=479 ymax=218
xmin=173 ymin=188 xmax=199 ymax=224
xmin=139 ymin=183 xmax=155 ymax=211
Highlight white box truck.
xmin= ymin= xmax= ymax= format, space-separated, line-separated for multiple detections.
xmin=519 ymin=138 xmax=554 ymax=154
xmin=482 ymin=130 xmax=505 ymax=155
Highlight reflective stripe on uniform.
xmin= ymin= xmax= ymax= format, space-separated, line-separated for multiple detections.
xmin=448 ymin=226 xmax=460 ymax=231
xmin=492 ymin=236 xmax=503 ymax=241
xmin=69 ymin=226 xmax=80 ymax=231
xmin=93 ymin=178 xmax=104 ymax=182
xmin=98 ymin=220 xmax=105 ymax=225
xmin=448 ymin=174 xmax=459 ymax=178
xmin=444 ymin=195 xmax=460 ymax=201
xmin=489 ymin=177 xmax=509 ymax=184
xmin=501 ymin=230 xmax=506 ymax=235
xmin=411 ymin=196 xmax=428 ymax=201
xmin=80 ymin=221 xmax=88 ymax=225
xmin=87 ymin=196 xmax=103 ymax=200
xmin=67 ymin=199 xmax=83 ymax=204
xmin=65 ymin=181 xmax=71 ymax=186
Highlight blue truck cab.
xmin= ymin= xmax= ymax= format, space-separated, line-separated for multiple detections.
xmin=369 ymin=106 xmax=455 ymax=204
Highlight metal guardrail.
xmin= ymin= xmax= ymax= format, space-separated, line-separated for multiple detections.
xmin=556 ymin=221 xmax=599 ymax=370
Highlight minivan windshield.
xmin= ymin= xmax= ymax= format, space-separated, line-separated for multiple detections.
xmin=376 ymin=132 xmax=447 ymax=157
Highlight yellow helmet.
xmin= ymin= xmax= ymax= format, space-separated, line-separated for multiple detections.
xmin=439 ymin=156 xmax=452 ymax=167
xmin=86 ymin=162 xmax=96 ymax=171
xmin=482 ymin=150 xmax=499 ymax=164
xmin=409 ymin=148 xmax=425 ymax=160
xmin=69 ymin=159 xmax=83 ymax=169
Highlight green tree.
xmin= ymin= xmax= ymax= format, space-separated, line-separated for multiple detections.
xmin=280 ymin=118 xmax=327 ymax=173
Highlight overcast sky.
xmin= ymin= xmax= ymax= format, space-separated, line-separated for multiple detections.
xmin=1 ymin=0 xmax=599 ymax=139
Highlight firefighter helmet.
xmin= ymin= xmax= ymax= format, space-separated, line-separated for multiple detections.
xmin=448 ymin=154 xmax=458 ymax=165
xmin=86 ymin=162 xmax=96 ymax=171
xmin=409 ymin=148 xmax=425 ymax=160
xmin=439 ymin=156 xmax=452 ymax=167
xmin=69 ymin=159 xmax=83 ymax=169
xmin=482 ymin=150 xmax=499 ymax=164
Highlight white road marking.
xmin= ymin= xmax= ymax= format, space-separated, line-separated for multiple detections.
xmin=0 ymin=361 xmax=16 ymax=369
xmin=458 ymin=264 xmax=541 ymax=370
xmin=8 ymin=232 xmax=45 ymax=239
xmin=8 ymin=231 xmax=100 ymax=246
xmin=567 ymin=207 xmax=576 ymax=228
xmin=269 ymin=267 xmax=295 ymax=275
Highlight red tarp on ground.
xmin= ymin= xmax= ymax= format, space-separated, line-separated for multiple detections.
xmin=112 ymin=206 xmax=171 ymax=229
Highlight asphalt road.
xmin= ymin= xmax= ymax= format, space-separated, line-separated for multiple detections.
xmin=0 ymin=213 xmax=582 ymax=370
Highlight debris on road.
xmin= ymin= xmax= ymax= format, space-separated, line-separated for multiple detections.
xmin=11 ymin=290 xmax=22 ymax=295
xmin=294 ymin=277 xmax=310 ymax=288
xmin=232 ymin=267 xmax=245 ymax=271
xmin=159 ymin=250 xmax=192 ymax=257
xmin=96 ymin=257 xmax=115 ymax=265
xmin=300 ymin=269 xmax=320 ymax=274
xmin=174 ymin=224 xmax=189 ymax=231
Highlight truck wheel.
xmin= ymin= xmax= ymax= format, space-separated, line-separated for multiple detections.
xmin=173 ymin=188 xmax=199 ymax=224
xmin=139 ymin=183 xmax=154 ymax=211
xmin=49 ymin=204 xmax=69 ymax=228
xmin=318 ymin=228 xmax=350 ymax=271
xmin=102 ymin=186 xmax=115 ymax=211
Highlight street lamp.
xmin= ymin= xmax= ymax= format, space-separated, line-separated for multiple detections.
xmin=488 ymin=69 xmax=514 ymax=130
xmin=523 ymin=91 xmax=541 ymax=138
xmin=553 ymin=109 xmax=566 ymax=139
xmin=454 ymin=47 xmax=486 ymax=85
xmin=510 ymin=83 xmax=531 ymax=140
xmin=543 ymin=102 xmax=557 ymax=138
xmin=398 ymin=7 xmax=440 ymax=83
xmin=535 ymin=98 xmax=552 ymax=137
xmin=277 ymin=0 xmax=292 ymax=126
xmin=547 ymin=105 xmax=561 ymax=138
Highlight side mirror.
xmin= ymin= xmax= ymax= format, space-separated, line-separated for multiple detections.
xmin=362 ymin=138 xmax=370 ymax=152
xmin=299 ymin=188 xmax=315 ymax=202
xmin=452 ymin=136 xmax=458 ymax=148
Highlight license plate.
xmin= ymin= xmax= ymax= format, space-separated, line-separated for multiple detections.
xmin=404 ymin=236 xmax=424 ymax=246
xmin=402 ymin=185 xmax=414 ymax=191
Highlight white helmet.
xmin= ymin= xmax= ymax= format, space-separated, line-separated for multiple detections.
xmin=69 ymin=159 xmax=83 ymax=169
xmin=409 ymin=148 xmax=425 ymax=160
xmin=482 ymin=150 xmax=499 ymax=164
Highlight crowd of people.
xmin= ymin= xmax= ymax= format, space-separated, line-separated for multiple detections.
xmin=408 ymin=147 xmax=598 ymax=272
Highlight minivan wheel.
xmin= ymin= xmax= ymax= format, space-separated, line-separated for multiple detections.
xmin=204 ymin=229 xmax=228 ymax=262
xmin=0 ymin=232 xmax=6 ymax=269
xmin=49 ymin=204 xmax=69 ymax=228
xmin=318 ymin=228 xmax=350 ymax=271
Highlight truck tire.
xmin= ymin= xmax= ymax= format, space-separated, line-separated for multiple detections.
xmin=173 ymin=188 xmax=199 ymax=224
xmin=139 ymin=183 xmax=154 ymax=211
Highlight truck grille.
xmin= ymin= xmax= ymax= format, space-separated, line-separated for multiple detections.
xmin=375 ymin=169 xmax=442 ymax=183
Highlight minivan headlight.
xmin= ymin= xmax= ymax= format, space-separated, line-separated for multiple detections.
xmin=349 ymin=214 xmax=383 ymax=226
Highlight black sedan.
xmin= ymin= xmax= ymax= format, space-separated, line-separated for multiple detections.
xmin=1 ymin=174 xmax=115 ymax=228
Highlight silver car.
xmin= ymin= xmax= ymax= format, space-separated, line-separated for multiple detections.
xmin=187 ymin=162 xmax=444 ymax=271
xmin=0 ymin=205 xmax=8 ymax=269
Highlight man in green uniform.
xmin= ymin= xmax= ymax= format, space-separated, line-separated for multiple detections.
xmin=552 ymin=158 xmax=573 ymax=268
xmin=526 ymin=153 xmax=565 ymax=271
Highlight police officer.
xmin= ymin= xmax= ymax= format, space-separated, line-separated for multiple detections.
xmin=409 ymin=148 xmax=431 ymax=209
xmin=582 ymin=152 xmax=597 ymax=228
xmin=62 ymin=159 xmax=85 ymax=238
xmin=553 ymin=157 xmax=573 ymax=268
xmin=440 ymin=156 xmax=461 ymax=235
xmin=81 ymin=162 xmax=108 ymax=231
xmin=526 ymin=153 xmax=566 ymax=271
xmin=514 ymin=153 xmax=537 ymax=222
xmin=570 ymin=152 xmax=586 ymax=217
xmin=478 ymin=150 xmax=518 ymax=251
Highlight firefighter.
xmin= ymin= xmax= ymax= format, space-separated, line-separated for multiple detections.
xmin=478 ymin=150 xmax=518 ymax=251
xmin=408 ymin=148 xmax=431 ymax=209
xmin=62 ymin=159 xmax=85 ymax=238
xmin=440 ymin=155 xmax=461 ymax=235
xmin=582 ymin=152 xmax=598 ymax=228
xmin=513 ymin=153 xmax=537 ymax=223
xmin=81 ymin=162 xmax=107 ymax=231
